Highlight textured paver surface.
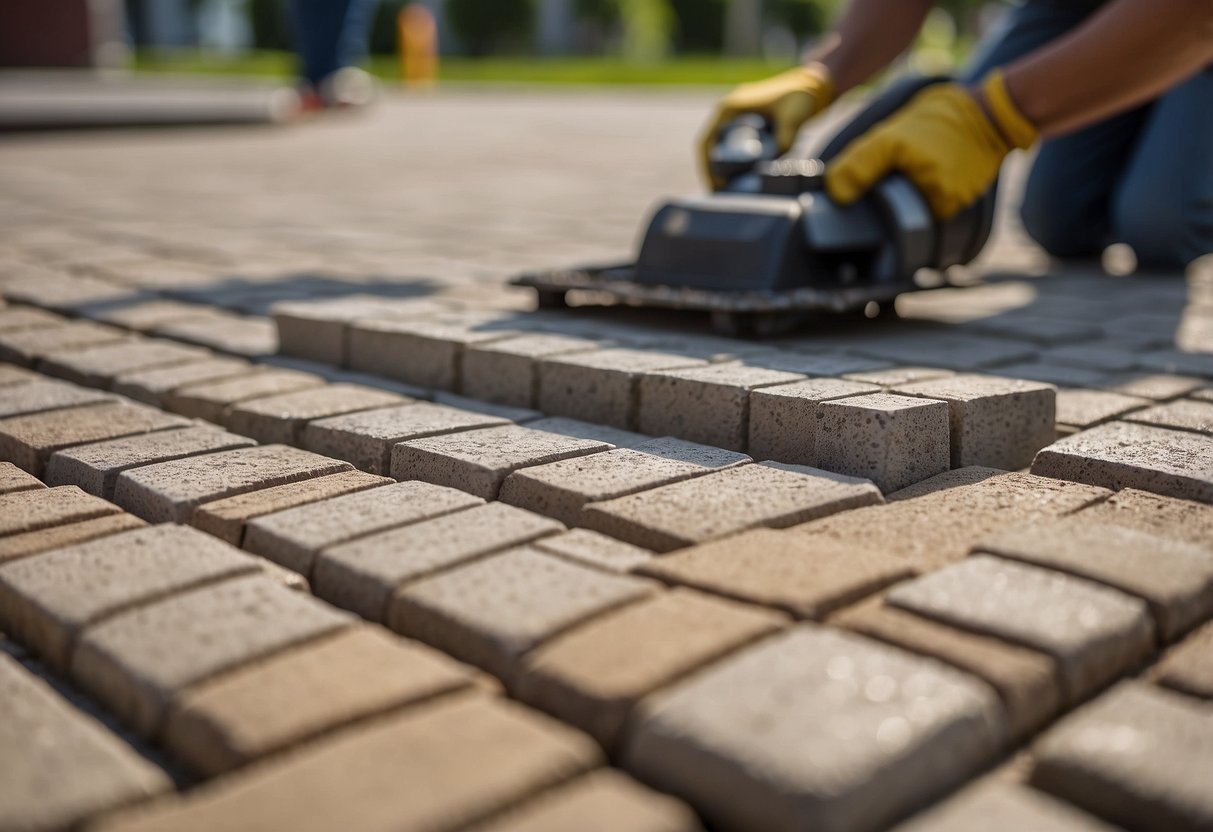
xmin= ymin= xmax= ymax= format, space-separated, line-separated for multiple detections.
xmin=1 ymin=83 xmax=1210 ymax=831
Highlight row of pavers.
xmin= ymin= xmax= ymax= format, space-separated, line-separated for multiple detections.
xmin=2 ymin=337 xmax=1213 ymax=829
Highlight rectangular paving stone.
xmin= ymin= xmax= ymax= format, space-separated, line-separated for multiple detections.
xmin=1105 ymin=372 xmax=1206 ymax=401
xmin=348 ymin=316 xmax=518 ymax=389
xmin=500 ymin=438 xmax=749 ymax=527
xmin=0 ymin=377 xmax=116 ymax=419
xmin=39 ymin=339 xmax=212 ymax=389
xmin=637 ymin=364 xmax=804 ymax=451
xmin=748 ymin=378 xmax=881 ymax=465
xmin=623 ymin=625 xmax=1005 ymax=832
xmin=834 ymin=598 xmax=1062 ymax=739
xmin=0 ymin=459 xmax=45 ymax=494
xmin=192 ymin=469 xmax=392 ymax=545
xmin=462 ymin=333 xmax=604 ymax=408
xmin=302 ymin=402 xmax=507 ymax=474
xmin=0 ymin=321 xmax=130 ymax=367
xmin=888 ymin=554 xmax=1154 ymax=701
xmin=0 ymin=485 xmax=122 ymax=537
xmin=516 ymin=588 xmax=785 ymax=750
xmin=1031 ymin=421 xmax=1213 ymax=503
xmin=976 ymin=516 xmax=1213 ymax=641
xmin=114 ymin=445 xmax=353 ymax=523
xmin=842 ymin=366 xmax=955 ymax=387
xmin=893 ymin=374 xmax=1057 ymax=470
xmin=523 ymin=416 xmax=648 ymax=449
xmin=989 ymin=361 xmax=1110 ymax=389
xmin=538 ymin=348 xmax=708 ymax=430
xmin=272 ymin=295 xmax=451 ymax=366
xmin=745 ymin=350 xmax=892 ymax=377
xmin=1076 ymin=487 xmax=1213 ymax=547
xmin=0 ymin=401 xmax=190 ymax=476
xmin=1055 ymin=388 xmax=1150 ymax=431
xmin=432 ymin=390 xmax=542 ymax=423
xmin=388 ymin=546 xmax=657 ymax=683
xmin=0 ymin=362 xmax=39 ymax=387
xmin=0 ymin=513 xmax=147 ymax=565
xmin=244 ymin=480 xmax=484 ymax=576
xmin=531 ymin=528 xmax=654 ymax=574
xmin=0 ymin=524 xmax=266 ymax=670
xmin=164 ymin=368 xmax=326 ymax=424
xmin=162 ymin=626 xmax=479 ymax=776
xmin=1153 ymin=620 xmax=1213 ymax=700
xmin=1136 ymin=348 xmax=1213 ymax=379
xmin=224 ymin=383 xmax=404 ymax=444
xmin=0 ymin=653 xmax=171 ymax=832
xmin=1030 ymin=681 xmax=1213 ymax=832
xmin=890 ymin=780 xmax=1121 ymax=832
xmin=392 ymin=425 xmax=612 ymax=500
xmin=816 ymin=393 xmax=951 ymax=493
xmin=314 ymin=502 xmax=563 ymax=621
xmin=639 ymin=529 xmax=912 ymax=619
xmin=0 ymin=306 xmax=62 ymax=333
xmin=90 ymin=299 xmax=219 ymax=333
xmin=112 ymin=357 xmax=256 ymax=406
xmin=1124 ymin=398 xmax=1213 ymax=435
xmin=71 ymin=573 xmax=354 ymax=737
xmin=153 ymin=313 xmax=277 ymax=357
xmin=91 ymin=694 xmax=599 ymax=832
xmin=44 ymin=425 xmax=256 ymax=499
xmin=581 ymin=462 xmax=883 ymax=553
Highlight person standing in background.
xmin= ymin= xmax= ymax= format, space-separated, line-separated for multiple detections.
xmin=289 ymin=0 xmax=379 ymax=110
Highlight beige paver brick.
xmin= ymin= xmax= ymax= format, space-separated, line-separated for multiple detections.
xmin=1032 ymin=421 xmax=1213 ymax=503
xmin=523 ymin=416 xmax=648 ymax=448
xmin=302 ymin=402 xmax=507 ymax=474
xmin=1031 ymin=681 xmax=1213 ymax=832
xmin=244 ymin=480 xmax=483 ymax=576
xmin=0 ymin=524 xmax=265 ymax=670
xmin=0 ymin=459 xmax=46 ymax=494
xmin=192 ymin=469 xmax=392 ymax=545
xmin=0 ymin=377 xmax=115 ymax=419
xmin=651 ymin=531 xmax=906 ymax=621
xmin=623 ymin=625 xmax=1005 ymax=832
xmin=1193 ymin=386 xmax=1213 ymax=403
xmin=92 ymin=694 xmax=599 ymax=832
xmin=224 ymin=383 xmax=404 ymax=444
xmin=164 ymin=368 xmax=326 ymax=423
xmin=112 ymin=356 xmax=256 ymax=405
xmin=531 ymin=528 xmax=654 ymax=574
xmin=1055 ymin=388 xmax=1150 ymax=431
xmin=516 ymin=588 xmax=785 ymax=749
xmin=271 ymin=295 xmax=450 ymax=365
xmin=388 ymin=546 xmax=657 ymax=682
xmin=114 ymin=444 xmax=353 ymax=523
xmin=470 ymin=768 xmax=702 ymax=832
xmin=1124 ymin=398 xmax=1213 ymax=435
xmin=462 ymin=333 xmax=604 ymax=408
xmin=0 ymin=653 xmax=170 ymax=832
xmin=888 ymin=554 xmax=1154 ymax=701
xmin=1153 ymin=620 xmax=1213 ymax=699
xmin=581 ymin=462 xmax=883 ymax=553
xmin=39 ymin=339 xmax=212 ymax=389
xmin=162 ymin=626 xmax=479 ymax=776
xmin=747 ymin=378 xmax=880 ymax=465
xmin=637 ymin=364 xmax=804 ymax=450
xmin=44 ymin=425 xmax=256 ymax=499
xmin=893 ymin=374 xmax=1056 ymax=470
xmin=153 ymin=313 xmax=277 ymax=357
xmin=0 ymin=362 xmax=39 ymax=387
xmin=0 ymin=306 xmax=62 ymax=333
xmin=977 ymin=516 xmax=1213 ymax=641
xmin=816 ymin=393 xmax=951 ymax=493
xmin=500 ymin=438 xmax=748 ymax=527
xmin=348 ymin=316 xmax=517 ymax=389
xmin=538 ymin=348 xmax=708 ymax=429
xmin=393 ymin=425 xmax=612 ymax=500
xmin=0 ymin=321 xmax=129 ymax=366
xmin=1076 ymin=487 xmax=1213 ymax=547
xmin=71 ymin=573 xmax=354 ymax=736
xmin=890 ymin=780 xmax=1121 ymax=832
xmin=433 ymin=390 xmax=542 ymax=423
xmin=0 ymin=401 xmax=190 ymax=475
xmin=0 ymin=485 xmax=121 ymax=537
xmin=1106 ymin=372 xmax=1206 ymax=401
xmin=0 ymin=513 xmax=147 ymax=565
xmin=834 ymin=598 xmax=1062 ymax=739
xmin=91 ymin=299 xmax=218 ymax=333
xmin=314 ymin=502 xmax=562 ymax=621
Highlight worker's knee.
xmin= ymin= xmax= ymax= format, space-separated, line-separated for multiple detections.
xmin=1112 ymin=184 xmax=1212 ymax=269
xmin=1019 ymin=178 xmax=1106 ymax=260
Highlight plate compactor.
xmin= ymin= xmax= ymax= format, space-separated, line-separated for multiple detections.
xmin=512 ymin=75 xmax=997 ymax=337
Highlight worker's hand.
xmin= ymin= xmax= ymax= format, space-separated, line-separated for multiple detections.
xmin=700 ymin=64 xmax=835 ymax=188
xmin=826 ymin=70 xmax=1038 ymax=220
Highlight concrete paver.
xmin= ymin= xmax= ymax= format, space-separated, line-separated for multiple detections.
xmin=39 ymin=339 xmax=211 ymax=389
xmin=0 ymin=362 xmax=39 ymax=387
xmin=224 ymin=383 xmax=404 ymax=444
xmin=0 ymin=459 xmax=46 ymax=494
xmin=1054 ymin=388 xmax=1150 ymax=432
xmin=842 ymin=366 xmax=954 ymax=387
xmin=164 ymin=368 xmax=326 ymax=423
xmin=0 ymin=513 xmax=147 ymax=565
xmin=152 ymin=313 xmax=277 ymax=357
xmin=348 ymin=316 xmax=517 ymax=389
xmin=462 ymin=333 xmax=604 ymax=408
xmin=0 ymin=377 xmax=115 ymax=419
xmin=523 ymin=416 xmax=649 ymax=448
xmin=1105 ymin=372 xmax=1206 ymax=401
xmin=0 ymin=484 xmax=121 ymax=537
xmin=624 ymin=625 xmax=1005 ymax=832
xmin=747 ymin=378 xmax=880 ymax=465
xmin=90 ymin=300 xmax=219 ymax=333
xmin=0 ymin=321 xmax=130 ymax=366
xmin=1153 ymin=620 xmax=1213 ymax=699
xmin=272 ymin=295 xmax=452 ymax=366
xmin=891 ymin=781 xmax=1120 ymax=832
xmin=112 ymin=356 xmax=256 ymax=405
xmin=531 ymin=528 xmax=654 ymax=574
xmin=0 ymin=306 xmax=62 ymax=333
xmin=1075 ymin=487 xmax=1213 ymax=547
xmin=1124 ymin=398 xmax=1213 ymax=435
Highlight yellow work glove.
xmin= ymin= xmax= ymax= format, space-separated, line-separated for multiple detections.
xmin=699 ymin=64 xmax=836 ymax=188
xmin=825 ymin=70 xmax=1038 ymax=220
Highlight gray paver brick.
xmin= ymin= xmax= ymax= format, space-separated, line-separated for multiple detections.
xmin=523 ymin=416 xmax=648 ymax=449
xmin=0 ymin=459 xmax=46 ymax=494
xmin=462 ymin=333 xmax=604 ymax=408
xmin=842 ymin=366 xmax=955 ymax=387
xmin=113 ymin=444 xmax=353 ymax=523
xmin=888 ymin=554 xmax=1155 ymax=701
xmin=1076 ymin=487 xmax=1213 ymax=547
xmin=0 ymin=653 xmax=171 ymax=832
xmin=1136 ymin=349 xmax=1213 ymax=379
xmin=624 ymin=625 xmax=1005 ymax=832
xmin=0 ymin=306 xmax=62 ymax=333
xmin=348 ymin=316 xmax=517 ymax=390
xmin=581 ymin=462 xmax=883 ymax=553
xmin=0 ymin=485 xmax=121 ymax=537
xmin=44 ymin=425 xmax=256 ymax=499
xmin=531 ymin=528 xmax=654 ymax=574
xmin=0 ymin=321 xmax=130 ymax=367
xmin=153 ymin=313 xmax=277 ymax=357
xmin=1031 ymin=681 xmax=1213 ymax=832
xmin=1106 ymin=372 xmax=1206 ymax=401
xmin=1054 ymin=388 xmax=1150 ymax=430
xmin=112 ymin=357 xmax=256 ymax=405
xmin=272 ymin=295 xmax=450 ymax=366
xmin=164 ymin=368 xmax=326 ymax=424
xmin=1124 ymin=398 xmax=1213 ymax=435
xmin=0 ymin=524 xmax=265 ymax=670
xmin=1153 ymin=620 xmax=1213 ymax=700
xmin=71 ymin=573 xmax=353 ymax=737
xmin=314 ymin=502 xmax=562 ymax=621
xmin=1031 ymin=421 xmax=1213 ymax=503
xmin=302 ymin=401 xmax=507 ymax=474
xmin=224 ymin=383 xmax=404 ymax=444
xmin=0 ymin=377 xmax=115 ymax=419
xmin=39 ymin=339 xmax=211 ymax=389
xmin=392 ymin=424 xmax=612 ymax=500
xmin=0 ymin=513 xmax=147 ymax=565
xmin=244 ymin=480 xmax=484 ymax=576
xmin=746 ymin=350 xmax=892 ymax=377
xmin=891 ymin=781 xmax=1121 ymax=832
xmin=90 ymin=299 xmax=218 ymax=333
xmin=0 ymin=363 xmax=39 ymax=387
xmin=388 ymin=546 xmax=657 ymax=683
xmin=747 ymin=378 xmax=881 ymax=465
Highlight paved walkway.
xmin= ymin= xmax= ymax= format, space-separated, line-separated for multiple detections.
xmin=1 ymin=86 xmax=1211 ymax=832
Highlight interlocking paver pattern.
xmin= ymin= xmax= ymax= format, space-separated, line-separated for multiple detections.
xmin=112 ymin=356 xmax=255 ymax=405
xmin=164 ymin=367 xmax=326 ymax=423
xmin=39 ymin=339 xmax=211 ymax=388
xmin=224 ymin=382 xmax=404 ymax=444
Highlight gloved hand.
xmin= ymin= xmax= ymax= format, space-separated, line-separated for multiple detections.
xmin=826 ymin=70 xmax=1038 ymax=220
xmin=699 ymin=64 xmax=835 ymax=188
